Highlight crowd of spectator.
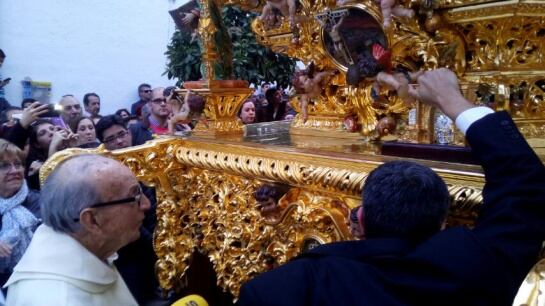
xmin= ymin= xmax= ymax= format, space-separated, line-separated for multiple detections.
xmin=0 ymin=52 xmax=298 ymax=304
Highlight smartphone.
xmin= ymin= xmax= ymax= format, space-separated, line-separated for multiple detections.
xmin=50 ymin=116 xmax=68 ymax=130
xmin=38 ymin=104 xmax=61 ymax=118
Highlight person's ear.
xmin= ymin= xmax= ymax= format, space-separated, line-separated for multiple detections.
xmin=78 ymin=208 xmax=103 ymax=234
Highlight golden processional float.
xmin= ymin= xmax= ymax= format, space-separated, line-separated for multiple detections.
xmin=42 ymin=0 xmax=545 ymax=299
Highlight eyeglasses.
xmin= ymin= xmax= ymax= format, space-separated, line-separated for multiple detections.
xmin=151 ymin=98 xmax=167 ymax=104
xmin=0 ymin=161 xmax=23 ymax=173
xmin=74 ymin=185 xmax=144 ymax=222
xmin=92 ymin=186 xmax=143 ymax=209
xmin=141 ymin=90 xmax=152 ymax=93
xmin=103 ymin=130 xmax=129 ymax=144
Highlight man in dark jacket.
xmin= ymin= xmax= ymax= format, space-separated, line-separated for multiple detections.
xmin=94 ymin=114 xmax=159 ymax=304
xmin=131 ymin=83 xmax=152 ymax=119
xmin=237 ymin=68 xmax=545 ymax=306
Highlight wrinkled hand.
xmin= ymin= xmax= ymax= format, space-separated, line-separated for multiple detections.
xmin=407 ymin=68 xmax=474 ymax=120
xmin=0 ymin=241 xmax=12 ymax=257
xmin=377 ymin=68 xmax=474 ymax=121
xmin=20 ymin=102 xmax=49 ymax=128
xmin=378 ymin=0 xmax=415 ymax=28
xmin=66 ymin=129 xmax=79 ymax=147
xmin=49 ymin=128 xmax=78 ymax=156
xmin=28 ymin=160 xmax=43 ymax=177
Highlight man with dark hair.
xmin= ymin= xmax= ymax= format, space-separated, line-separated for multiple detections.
xmin=237 ymin=68 xmax=545 ymax=306
xmin=82 ymin=92 xmax=102 ymax=123
xmin=130 ymin=83 xmax=152 ymax=119
xmin=362 ymin=160 xmax=450 ymax=241
xmin=20 ymin=98 xmax=36 ymax=109
xmin=95 ymin=114 xmax=151 ymax=149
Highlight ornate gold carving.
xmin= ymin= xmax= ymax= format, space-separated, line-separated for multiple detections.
xmin=438 ymin=0 xmax=499 ymax=9
xmin=444 ymin=1 xmax=545 ymax=22
xmin=452 ymin=18 xmax=545 ymax=71
xmin=178 ymin=86 xmax=253 ymax=135
xmin=40 ymin=137 xmax=485 ymax=298
xmin=39 ymin=146 xmax=109 ymax=186
xmin=446 ymin=184 xmax=483 ymax=227
xmin=198 ymin=0 xmax=218 ymax=82
xmin=250 ymin=0 xmax=472 ymax=137
xmin=460 ymin=74 xmax=545 ymax=121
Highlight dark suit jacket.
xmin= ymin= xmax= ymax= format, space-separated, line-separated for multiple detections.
xmin=129 ymin=121 xmax=152 ymax=146
xmin=237 ymin=111 xmax=545 ymax=306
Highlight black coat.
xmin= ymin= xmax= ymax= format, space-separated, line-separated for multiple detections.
xmin=237 ymin=111 xmax=545 ymax=306
xmin=129 ymin=122 xmax=153 ymax=146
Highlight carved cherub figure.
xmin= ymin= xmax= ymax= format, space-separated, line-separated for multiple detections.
xmin=260 ymin=0 xmax=298 ymax=27
xmin=254 ymin=184 xmax=291 ymax=221
xmin=371 ymin=70 xmax=422 ymax=109
xmin=292 ymin=63 xmax=337 ymax=122
xmin=262 ymin=7 xmax=283 ymax=30
xmin=375 ymin=116 xmax=397 ymax=138
xmin=336 ymin=0 xmax=414 ymax=29
xmin=377 ymin=0 xmax=415 ymax=28
xmin=167 ymin=89 xmax=206 ymax=134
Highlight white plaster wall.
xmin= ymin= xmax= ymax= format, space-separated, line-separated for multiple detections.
xmin=0 ymin=0 xmax=188 ymax=115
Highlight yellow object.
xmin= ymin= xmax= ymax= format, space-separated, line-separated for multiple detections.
xmin=513 ymin=259 xmax=545 ymax=306
xmin=171 ymin=295 xmax=209 ymax=306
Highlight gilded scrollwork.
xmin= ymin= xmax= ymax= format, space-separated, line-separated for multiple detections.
xmin=446 ymin=184 xmax=483 ymax=227
xmin=455 ymin=19 xmax=545 ymax=72
xmin=40 ymin=137 xmax=485 ymax=298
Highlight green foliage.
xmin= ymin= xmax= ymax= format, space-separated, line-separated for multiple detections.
xmin=164 ymin=6 xmax=296 ymax=87
xmin=164 ymin=30 xmax=202 ymax=84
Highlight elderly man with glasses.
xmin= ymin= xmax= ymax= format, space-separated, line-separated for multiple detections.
xmin=93 ymin=115 xmax=162 ymax=304
xmin=4 ymin=154 xmax=150 ymax=305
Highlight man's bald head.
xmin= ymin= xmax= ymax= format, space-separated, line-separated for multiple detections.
xmin=59 ymin=95 xmax=82 ymax=121
xmin=148 ymin=87 xmax=170 ymax=119
xmin=40 ymin=154 xmax=133 ymax=233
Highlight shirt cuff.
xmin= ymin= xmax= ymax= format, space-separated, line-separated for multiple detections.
xmin=454 ymin=106 xmax=494 ymax=135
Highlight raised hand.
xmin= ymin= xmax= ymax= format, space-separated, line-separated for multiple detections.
xmin=407 ymin=68 xmax=473 ymax=120
xmin=20 ymin=102 xmax=50 ymax=128
xmin=376 ymin=68 xmax=474 ymax=121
